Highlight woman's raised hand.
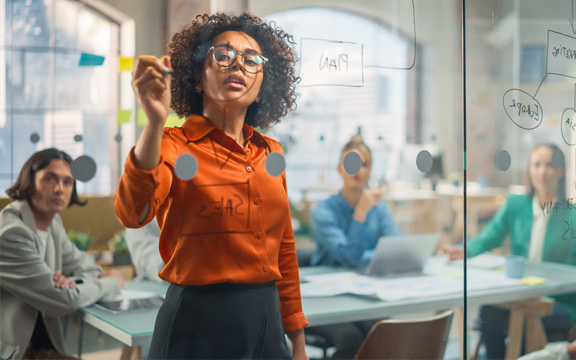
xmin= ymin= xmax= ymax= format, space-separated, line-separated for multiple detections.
xmin=441 ymin=243 xmax=465 ymax=260
xmin=353 ymin=188 xmax=384 ymax=223
xmin=132 ymin=56 xmax=172 ymax=127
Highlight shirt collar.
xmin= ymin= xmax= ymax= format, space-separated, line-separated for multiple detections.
xmin=181 ymin=114 xmax=270 ymax=150
xmin=532 ymin=194 xmax=556 ymax=218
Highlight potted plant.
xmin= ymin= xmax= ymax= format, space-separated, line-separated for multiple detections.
xmin=67 ymin=230 xmax=92 ymax=252
xmin=108 ymin=230 xmax=132 ymax=266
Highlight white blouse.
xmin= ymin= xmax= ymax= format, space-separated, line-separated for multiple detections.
xmin=528 ymin=196 xmax=551 ymax=263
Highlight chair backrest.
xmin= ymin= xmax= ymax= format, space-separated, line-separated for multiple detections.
xmin=355 ymin=309 xmax=454 ymax=360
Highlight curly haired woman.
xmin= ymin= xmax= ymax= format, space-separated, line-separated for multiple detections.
xmin=114 ymin=13 xmax=308 ymax=359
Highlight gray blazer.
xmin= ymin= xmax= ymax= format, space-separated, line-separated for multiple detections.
xmin=0 ymin=200 xmax=121 ymax=359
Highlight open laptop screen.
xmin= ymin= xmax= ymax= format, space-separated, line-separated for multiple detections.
xmin=364 ymin=233 xmax=440 ymax=277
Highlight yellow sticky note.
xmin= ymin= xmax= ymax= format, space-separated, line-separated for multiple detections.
xmin=137 ymin=108 xmax=147 ymax=126
xmin=117 ymin=109 xmax=131 ymax=125
xmin=119 ymin=57 xmax=134 ymax=72
xmin=521 ymin=276 xmax=546 ymax=286
xmin=165 ymin=113 xmax=185 ymax=128
xmin=442 ymin=271 xmax=462 ymax=278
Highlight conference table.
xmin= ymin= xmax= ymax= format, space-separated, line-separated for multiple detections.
xmin=82 ymin=256 xmax=576 ymax=359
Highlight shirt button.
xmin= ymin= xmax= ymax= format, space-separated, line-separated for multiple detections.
xmin=256 ymin=232 xmax=263 ymax=239
xmin=246 ymin=166 xmax=253 ymax=172
xmin=263 ymin=265 xmax=269 ymax=272
xmin=254 ymin=198 xmax=261 ymax=205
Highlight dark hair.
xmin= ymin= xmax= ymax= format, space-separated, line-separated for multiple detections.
xmin=524 ymin=143 xmax=566 ymax=200
xmin=340 ymin=134 xmax=372 ymax=166
xmin=5 ymin=148 xmax=86 ymax=207
xmin=168 ymin=12 xmax=298 ymax=129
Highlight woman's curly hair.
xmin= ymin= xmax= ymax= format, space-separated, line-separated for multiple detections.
xmin=169 ymin=12 xmax=299 ymax=129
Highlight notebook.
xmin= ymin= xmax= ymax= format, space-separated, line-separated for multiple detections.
xmin=364 ymin=233 xmax=441 ymax=277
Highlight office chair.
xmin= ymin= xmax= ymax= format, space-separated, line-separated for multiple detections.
xmin=296 ymin=247 xmax=333 ymax=358
xmin=354 ymin=309 xmax=454 ymax=360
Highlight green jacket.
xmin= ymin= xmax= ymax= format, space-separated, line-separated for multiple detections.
xmin=467 ymin=194 xmax=576 ymax=325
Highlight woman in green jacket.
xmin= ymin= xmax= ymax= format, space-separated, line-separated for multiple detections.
xmin=446 ymin=144 xmax=575 ymax=359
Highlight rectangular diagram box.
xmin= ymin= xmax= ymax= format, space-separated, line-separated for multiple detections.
xmin=547 ymin=30 xmax=576 ymax=79
xmin=299 ymin=38 xmax=364 ymax=87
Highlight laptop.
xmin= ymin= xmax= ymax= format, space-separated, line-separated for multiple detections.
xmin=364 ymin=233 xmax=441 ymax=277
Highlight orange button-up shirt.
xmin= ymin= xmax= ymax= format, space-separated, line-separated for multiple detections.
xmin=114 ymin=115 xmax=308 ymax=332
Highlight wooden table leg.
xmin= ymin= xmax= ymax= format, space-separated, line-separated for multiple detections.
xmin=505 ymin=307 xmax=525 ymax=360
xmin=454 ymin=307 xmax=465 ymax=360
xmin=120 ymin=344 xmax=142 ymax=360
xmin=500 ymin=298 xmax=553 ymax=360
xmin=525 ymin=310 xmax=549 ymax=354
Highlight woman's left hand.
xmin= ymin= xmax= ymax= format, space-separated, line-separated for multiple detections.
xmin=292 ymin=348 xmax=309 ymax=360
xmin=286 ymin=329 xmax=309 ymax=360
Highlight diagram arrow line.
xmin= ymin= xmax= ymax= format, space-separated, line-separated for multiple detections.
xmin=534 ymin=75 xmax=547 ymax=99
xmin=571 ymin=0 xmax=576 ymax=34
xmin=573 ymin=83 xmax=576 ymax=109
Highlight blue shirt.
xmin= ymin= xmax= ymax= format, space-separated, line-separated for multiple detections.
xmin=310 ymin=192 xmax=401 ymax=269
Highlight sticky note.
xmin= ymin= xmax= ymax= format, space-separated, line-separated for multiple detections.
xmin=376 ymin=292 xmax=387 ymax=301
xmin=137 ymin=108 xmax=147 ymax=126
xmin=79 ymin=53 xmax=105 ymax=66
xmin=117 ymin=109 xmax=131 ymax=125
xmin=136 ymin=110 xmax=185 ymax=127
xmin=165 ymin=113 xmax=185 ymax=128
xmin=119 ymin=57 xmax=134 ymax=72
xmin=521 ymin=276 xmax=546 ymax=286
xmin=442 ymin=271 xmax=462 ymax=278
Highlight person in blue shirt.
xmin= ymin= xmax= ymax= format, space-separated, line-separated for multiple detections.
xmin=307 ymin=135 xmax=401 ymax=359
xmin=311 ymin=134 xmax=401 ymax=270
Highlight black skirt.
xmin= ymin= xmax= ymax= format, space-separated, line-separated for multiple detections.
xmin=148 ymin=281 xmax=291 ymax=359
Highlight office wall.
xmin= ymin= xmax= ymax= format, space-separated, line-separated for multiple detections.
xmin=99 ymin=0 xmax=165 ymax=57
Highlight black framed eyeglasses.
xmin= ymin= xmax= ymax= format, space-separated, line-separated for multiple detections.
xmin=207 ymin=45 xmax=268 ymax=74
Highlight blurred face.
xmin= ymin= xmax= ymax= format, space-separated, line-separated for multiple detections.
xmin=338 ymin=147 xmax=372 ymax=190
xmin=528 ymin=146 xmax=563 ymax=196
xmin=29 ymin=159 xmax=74 ymax=218
xmin=200 ymin=31 xmax=264 ymax=111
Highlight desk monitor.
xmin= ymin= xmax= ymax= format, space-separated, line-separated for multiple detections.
xmin=364 ymin=233 xmax=441 ymax=277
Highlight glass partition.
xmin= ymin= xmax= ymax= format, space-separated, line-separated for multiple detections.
xmin=249 ymin=1 xmax=466 ymax=358
xmin=3 ymin=0 xmax=576 ymax=359
xmin=465 ymin=1 xmax=576 ymax=359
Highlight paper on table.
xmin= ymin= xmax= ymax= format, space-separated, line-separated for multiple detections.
xmin=122 ymin=289 xmax=158 ymax=300
xmin=464 ymin=253 xmax=506 ymax=269
xmin=300 ymin=272 xmax=465 ymax=301
xmin=466 ymin=268 xmax=523 ymax=290
xmin=301 ymin=264 xmax=526 ymax=301
xmin=100 ymin=289 xmax=158 ymax=302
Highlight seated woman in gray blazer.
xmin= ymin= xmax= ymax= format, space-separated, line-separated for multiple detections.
xmin=0 ymin=148 xmax=123 ymax=360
